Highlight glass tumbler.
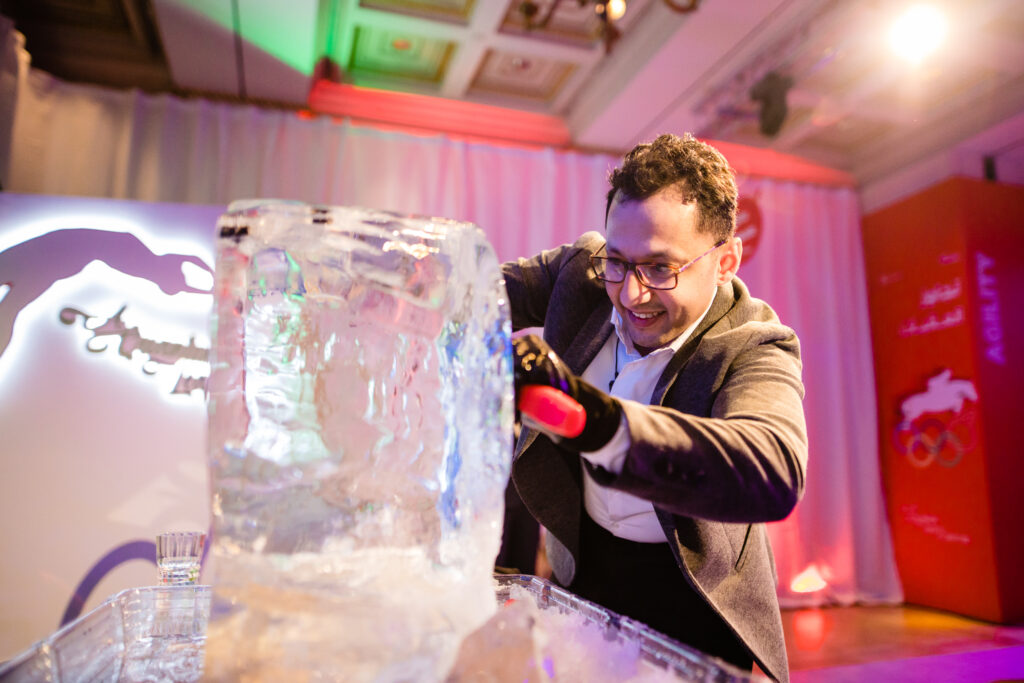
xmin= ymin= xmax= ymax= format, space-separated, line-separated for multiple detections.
xmin=156 ymin=531 xmax=206 ymax=585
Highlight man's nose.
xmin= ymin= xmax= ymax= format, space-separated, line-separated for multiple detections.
xmin=619 ymin=268 xmax=651 ymax=305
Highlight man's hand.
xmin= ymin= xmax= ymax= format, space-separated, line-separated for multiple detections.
xmin=512 ymin=334 xmax=622 ymax=452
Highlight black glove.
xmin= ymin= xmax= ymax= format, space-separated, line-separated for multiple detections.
xmin=512 ymin=334 xmax=622 ymax=452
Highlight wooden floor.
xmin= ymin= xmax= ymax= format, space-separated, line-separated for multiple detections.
xmin=780 ymin=604 xmax=1024 ymax=682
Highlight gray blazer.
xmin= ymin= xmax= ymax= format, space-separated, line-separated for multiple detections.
xmin=502 ymin=232 xmax=808 ymax=683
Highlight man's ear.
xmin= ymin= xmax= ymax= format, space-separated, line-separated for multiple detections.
xmin=716 ymin=237 xmax=743 ymax=285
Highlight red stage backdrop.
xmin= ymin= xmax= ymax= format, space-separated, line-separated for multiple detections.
xmin=863 ymin=177 xmax=1024 ymax=623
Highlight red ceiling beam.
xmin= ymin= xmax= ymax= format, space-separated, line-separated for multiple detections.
xmin=705 ymin=139 xmax=855 ymax=187
xmin=307 ymin=80 xmax=572 ymax=148
xmin=307 ymin=80 xmax=854 ymax=186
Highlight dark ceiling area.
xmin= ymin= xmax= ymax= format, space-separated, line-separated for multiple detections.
xmin=2 ymin=0 xmax=174 ymax=94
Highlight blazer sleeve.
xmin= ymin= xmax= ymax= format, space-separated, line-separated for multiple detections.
xmin=501 ymin=231 xmax=604 ymax=332
xmin=588 ymin=320 xmax=808 ymax=524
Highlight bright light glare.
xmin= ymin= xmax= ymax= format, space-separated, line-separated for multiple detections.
xmin=889 ymin=5 xmax=947 ymax=63
xmin=790 ymin=564 xmax=828 ymax=593
xmin=606 ymin=0 xmax=627 ymax=21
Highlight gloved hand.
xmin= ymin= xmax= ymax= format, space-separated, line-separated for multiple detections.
xmin=513 ymin=334 xmax=622 ymax=452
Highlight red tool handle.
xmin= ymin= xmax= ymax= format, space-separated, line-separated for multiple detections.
xmin=517 ymin=385 xmax=586 ymax=439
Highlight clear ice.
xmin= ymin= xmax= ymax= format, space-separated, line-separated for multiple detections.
xmin=204 ymin=200 xmax=513 ymax=681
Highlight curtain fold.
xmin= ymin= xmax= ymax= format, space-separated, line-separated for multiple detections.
xmin=7 ymin=69 xmax=902 ymax=606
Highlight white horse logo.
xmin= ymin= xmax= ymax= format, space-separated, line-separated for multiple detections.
xmin=900 ymin=369 xmax=978 ymax=423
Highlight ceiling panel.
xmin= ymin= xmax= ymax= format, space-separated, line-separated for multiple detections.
xmin=714 ymin=103 xmax=816 ymax=148
xmin=797 ymin=115 xmax=900 ymax=158
xmin=348 ymin=24 xmax=455 ymax=84
xmin=359 ymin=0 xmax=474 ymax=24
xmin=499 ymin=0 xmax=605 ymax=45
xmin=796 ymin=48 xmax=880 ymax=103
xmin=866 ymin=64 xmax=1001 ymax=117
xmin=467 ymin=48 xmax=576 ymax=102
xmin=150 ymin=0 xmax=238 ymax=97
xmin=980 ymin=8 xmax=1024 ymax=43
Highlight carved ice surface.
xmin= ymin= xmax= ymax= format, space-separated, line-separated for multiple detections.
xmin=451 ymin=585 xmax=684 ymax=683
xmin=205 ymin=200 xmax=513 ymax=681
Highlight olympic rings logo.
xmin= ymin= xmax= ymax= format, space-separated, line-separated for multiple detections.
xmin=891 ymin=407 xmax=977 ymax=469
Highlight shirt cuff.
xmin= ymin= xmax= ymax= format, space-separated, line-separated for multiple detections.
xmin=579 ymin=412 xmax=631 ymax=474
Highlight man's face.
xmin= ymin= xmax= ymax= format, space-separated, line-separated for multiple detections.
xmin=604 ymin=187 xmax=740 ymax=355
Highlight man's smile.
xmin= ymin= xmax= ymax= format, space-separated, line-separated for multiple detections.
xmin=627 ymin=310 xmax=663 ymax=327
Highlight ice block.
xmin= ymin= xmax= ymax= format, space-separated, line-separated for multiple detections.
xmin=204 ymin=200 xmax=513 ymax=681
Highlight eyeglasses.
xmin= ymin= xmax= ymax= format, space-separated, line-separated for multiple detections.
xmin=590 ymin=239 xmax=728 ymax=291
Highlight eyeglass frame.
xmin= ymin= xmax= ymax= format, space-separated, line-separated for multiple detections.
xmin=589 ymin=238 xmax=729 ymax=291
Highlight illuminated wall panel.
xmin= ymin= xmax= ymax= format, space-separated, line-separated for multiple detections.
xmin=0 ymin=193 xmax=221 ymax=659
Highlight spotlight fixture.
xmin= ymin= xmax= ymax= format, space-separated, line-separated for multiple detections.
xmin=749 ymin=71 xmax=793 ymax=137
xmin=605 ymin=0 xmax=627 ymax=21
xmin=518 ymin=0 xmax=702 ymax=54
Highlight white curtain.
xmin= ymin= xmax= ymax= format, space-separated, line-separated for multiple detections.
xmin=9 ymin=69 xmax=616 ymax=263
xmin=7 ymin=68 xmax=902 ymax=606
xmin=737 ymin=178 xmax=903 ymax=606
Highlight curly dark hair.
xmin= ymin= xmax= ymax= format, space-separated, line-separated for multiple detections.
xmin=606 ymin=133 xmax=737 ymax=242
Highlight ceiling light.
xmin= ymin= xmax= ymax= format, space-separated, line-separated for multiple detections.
xmin=605 ymin=0 xmax=627 ymax=21
xmin=519 ymin=1 xmax=700 ymax=54
xmin=889 ymin=4 xmax=947 ymax=63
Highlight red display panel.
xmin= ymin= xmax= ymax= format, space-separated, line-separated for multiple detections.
xmin=863 ymin=177 xmax=1024 ymax=623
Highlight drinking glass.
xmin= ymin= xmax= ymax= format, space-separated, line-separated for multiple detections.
xmin=155 ymin=531 xmax=205 ymax=585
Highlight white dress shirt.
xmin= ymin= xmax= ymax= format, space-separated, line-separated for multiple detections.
xmin=579 ymin=295 xmax=715 ymax=542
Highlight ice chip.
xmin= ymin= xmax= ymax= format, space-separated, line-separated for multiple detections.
xmin=447 ymin=597 xmax=552 ymax=682
xmin=205 ymin=201 xmax=513 ymax=681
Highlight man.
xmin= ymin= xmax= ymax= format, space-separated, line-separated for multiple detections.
xmin=503 ymin=133 xmax=807 ymax=682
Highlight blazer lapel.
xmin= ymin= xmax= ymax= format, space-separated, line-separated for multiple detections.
xmin=651 ymin=281 xmax=735 ymax=405
xmin=561 ymin=300 xmax=614 ymax=376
